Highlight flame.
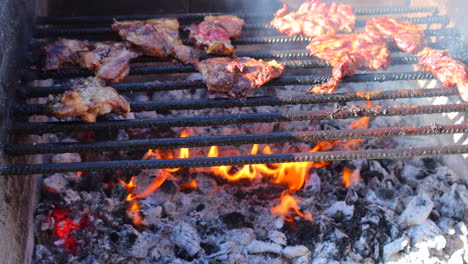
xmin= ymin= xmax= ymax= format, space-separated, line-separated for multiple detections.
xmin=165 ymin=129 xmax=190 ymax=173
xmin=179 ymin=180 xmax=198 ymax=191
xmin=209 ymin=141 xmax=336 ymax=192
xmin=342 ymin=167 xmax=360 ymax=188
xmin=271 ymin=192 xmax=312 ymax=222
xmin=128 ymin=201 xmax=143 ymax=226
xmin=343 ymin=101 xmax=373 ymax=150
xmin=208 ymin=145 xmax=258 ymax=181
xmin=127 ymin=171 xmax=169 ymax=201
xmin=76 ymin=172 xmax=83 ymax=177
xmin=119 ymin=176 xmax=138 ymax=201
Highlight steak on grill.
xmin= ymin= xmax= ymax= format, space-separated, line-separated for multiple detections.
xmin=112 ymin=18 xmax=200 ymax=64
xmin=195 ymin=57 xmax=285 ymax=98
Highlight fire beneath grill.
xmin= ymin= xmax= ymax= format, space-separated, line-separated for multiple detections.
xmin=12 ymin=4 xmax=467 ymax=264
xmin=34 ymin=116 xmax=468 ymax=263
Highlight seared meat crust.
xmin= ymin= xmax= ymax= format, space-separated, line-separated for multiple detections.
xmin=78 ymin=42 xmax=140 ymax=83
xmin=40 ymin=38 xmax=89 ymax=70
xmin=47 ymin=77 xmax=130 ymax=123
xmin=196 ymin=57 xmax=285 ymax=98
xmin=366 ymin=17 xmax=427 ymax=54
xmin=188 ymin=15 xmax=244 ymax=55
xmin=271 ymin=0 xmax=355 ymax=38
xmin=306 ymin=32 xmax=390 ymax=94
xmin=112 ymin=18 xmax=199 ymax=64
xmin=418 ymin=49 xmax=468 ymax=102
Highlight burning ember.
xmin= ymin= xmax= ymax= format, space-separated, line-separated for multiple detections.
xmin=342 ymin=167 xmax=361 ymax=188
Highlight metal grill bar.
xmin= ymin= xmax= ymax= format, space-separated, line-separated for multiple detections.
xmin=35 ymin=7 xmax=438 ymax=25
xmin=13 ymin=88 xmax=459 ymax=116
xmin=1 ymin=144 xmax=466 ymax=176
xmin=10 ymin=103 xmax=468 ymax=135
xmin=18 ymin=71 xmax=436 ymax=97
xmin=33 ymin=16 xmax=450 ymax=38
xmin=6 ymin=124 xmax=468 ymax=155
xmin=24 ymin=52 xmax=468 ymax=81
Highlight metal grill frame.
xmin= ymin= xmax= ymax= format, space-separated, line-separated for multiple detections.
xmin=3 ymin=6 xmax=467 ymax=176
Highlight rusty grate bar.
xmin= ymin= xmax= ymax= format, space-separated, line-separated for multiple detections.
xmin=35 ymin=7 xmax=438 ymax=25
xmin=18 ymin=71 xmax=436 ymax=97
xmin=23 ymin=52 xmax=468 ymax=81
xmin=12 ymin=87 xmax=459 ymax=116
xmin=1 ymin=144 xmax=466 ymax=176
xmin=6 ymin=124 xmax=468 ymax=155
xmin=9 ymin=103 xmax=468 ymax=135
xmin=33 ymin=16 xmax=450 ymax=38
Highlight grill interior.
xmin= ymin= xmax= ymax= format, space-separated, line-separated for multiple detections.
xmin=3 ymin=6 xmax=468 ymax=175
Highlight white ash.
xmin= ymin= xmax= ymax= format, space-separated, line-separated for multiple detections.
xmin=398 ymin=194 xmax=434 ymax=228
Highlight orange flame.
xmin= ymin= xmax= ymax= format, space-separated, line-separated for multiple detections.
xmin=209 ymin=141 xmax=336 ymax=192
xmin=76 ymin=172 xmax=83 ymax=178
xmin=343 ymin=101 xmax=373 ymax=150
xmin=127 ymin=201 xmax=143 ymax=226
xmin=119 ymin=176 xmax=138 ymax=201
xmin=127 ymin=171 xmax=169 ymax=201
xmin=271 ymin=192 xmax=312 ymax=222
xmin=342 ymin=167 xmax=360 ymax=188
xmin=179 ymin=180 xmax=198 ymax=191
xmin=165 ymin=129 xmax=190 ymax=173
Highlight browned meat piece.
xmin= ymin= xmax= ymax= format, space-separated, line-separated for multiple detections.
xmin=77 ymin=42 xmax=140 ymax=84
xmin=418 ymin=48 xmax=468 ymax=102
xmin=112 ymin=18 xmax=199 ymax=64
xmin=40 ymin=38 xmax=89 ymax=70
xmin=195 ymin=57 xmax=285 ymax=98
xmin=306 ymin=32 xmax=390 ymax=94
xmin=188 ymin=15 xmax=244 ymax=55
xmin=366 ymin=17 xmax=427 ymax=54
xmin=270 ymin=0 xmax=355 ymax=38
xmin=47 ymin=77 xmax=130 ymax=123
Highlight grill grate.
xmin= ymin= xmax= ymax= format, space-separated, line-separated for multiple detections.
xmin=3 ymin=6 xmax=467 ymax=176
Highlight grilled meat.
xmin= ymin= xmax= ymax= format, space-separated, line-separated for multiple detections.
xmin=112 ymin=18 xmax=199 ymax=64
xmin=40 ymin=38 xmax=89 ymax=70
xmin=366 ymin=17 xmax=427 ymax=54
xmin=271 ymin=0 xmax=355 ymax=38
xmin=306 ymin=32 xmax=390 ymax=94
xmin=418 ymin=48 xmax=468 ymax=102
xmin=196 ymin=57 xmax=285 ymax=98
xmin=47 ymin=77 xmax=130 ymax=123
xmin=77 ymin=42 xmax=140 ymax=83
xmin=188 ymin=15 xmax=245 ymax=55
